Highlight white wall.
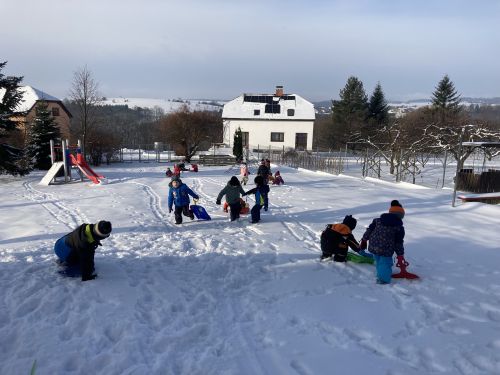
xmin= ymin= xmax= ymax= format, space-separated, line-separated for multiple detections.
xmin=225 ymin=120 xmax=314 ymax=150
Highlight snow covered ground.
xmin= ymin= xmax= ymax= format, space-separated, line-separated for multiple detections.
xmin=1 ymin=163 xmax=500 ymax=375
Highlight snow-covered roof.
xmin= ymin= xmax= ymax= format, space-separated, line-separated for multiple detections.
xmin=0 ymin=85 xmax=61 ymax=113
xmin=222 ymin=91 xmax=315 ymax=121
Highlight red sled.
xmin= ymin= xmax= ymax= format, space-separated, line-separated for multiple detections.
xmin=392 ymin=258 xmax=420 ymax=279
xmin=190 ymin=204 xmax=211 ymax=220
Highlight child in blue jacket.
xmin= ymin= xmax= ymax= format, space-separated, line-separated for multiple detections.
xmin=360 ymin=200 xmax=406 ymax=284
xmin=243 ymin=175 xmax=270 ymax=223
xmin=168 ymin=176 xmax=199 ymax=224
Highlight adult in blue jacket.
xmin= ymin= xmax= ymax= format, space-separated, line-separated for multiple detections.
xmin=168 ymin=176 xmax=199 ymax=224
xmin=361 ymin=200 xmax=406 ymax=284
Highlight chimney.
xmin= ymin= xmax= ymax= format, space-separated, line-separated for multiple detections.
xmin=275 ymin=85 xmax=283 ymax=97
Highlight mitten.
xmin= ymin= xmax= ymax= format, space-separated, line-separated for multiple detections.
xmin=216 ymin=199 xmax=221 ymax=205
xmin=360 ymin=239 xmax=367 ymax=250
xmin=168 ymin=208 xmax=172 ymax=213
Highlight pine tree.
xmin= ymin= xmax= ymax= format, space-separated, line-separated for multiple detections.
xmin=233 ymin=127 xmax=243 ymax=162
xmin=368 ymin=82 xmax=389 ymax=127
xmin=431 ymin=74 xmax=461 ymax=111
xmin=0 ymin=61 xmax=28 ymax=175
xmin=430 ymin=75 xmax=463 ymax=127
xmin=26 ymin=101 xmax=61 ymax=170
xmin=330 ymin=76 xmax=368 ymax=145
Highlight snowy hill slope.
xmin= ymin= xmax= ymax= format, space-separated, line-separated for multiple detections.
xmin=102 ymin=97 xmax=224 ymax=113
xmin=1 ymin=164 xmax=500 ymax=374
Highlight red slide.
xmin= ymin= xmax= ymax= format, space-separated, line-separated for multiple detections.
xmin=70 ymin=155 xmax=104 ymax=184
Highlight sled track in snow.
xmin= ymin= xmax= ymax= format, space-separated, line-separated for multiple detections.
xmin=123 ymin=181 xmax=172 ymax=228
xmin=22 ymin=180 xmax=89 ymax=229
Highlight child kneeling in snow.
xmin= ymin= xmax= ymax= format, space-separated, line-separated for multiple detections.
xmin=54 ymin=221 xmax=112 ymax=281
xmin=320 ymin=215 xmax=363 ymax=261
xmin=360 ymin=200 xmax=406 ymax=284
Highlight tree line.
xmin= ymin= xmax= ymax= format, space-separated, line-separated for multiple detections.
xmin=314 ymin=75 xmax=500 ymax=171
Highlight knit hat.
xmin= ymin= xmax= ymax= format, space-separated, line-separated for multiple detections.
xmin=93 ymin=220 xmax=112 ymax=238
xmin=229 ymin=176 xmax=240 ymax=186
xmin=342 ymin=215 xmax=357 ymax=230
xmin=389 ymin=200 xmax=405 ymax=219
xmin=171 ymin=176 xmax=181 ymax=183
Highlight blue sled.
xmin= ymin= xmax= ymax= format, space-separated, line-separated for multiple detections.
xmin=191 ymin=204 xmax=211 ymax=220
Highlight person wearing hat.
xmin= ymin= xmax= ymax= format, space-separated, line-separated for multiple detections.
xmin=320 ymin=215 xmax=362 ymax=261
xmin=216 ymin=176 xmax=246 ymax=221
xmin=168 ymin=176 xmax=199 ymax=224
xmin=360 ymin=200 xmax=406 ymax=284
xmin=54 ymin=221 xmax=112 ymax=281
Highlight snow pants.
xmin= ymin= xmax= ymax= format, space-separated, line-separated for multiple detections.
xmin=251 ymin=204 xmax=262 ymax=223
xmin=374 ymin=255 xmax=393 ymax=284
xmin=228 ymin=201 xmax=242 ymax=221
xmin=174 ymin=205 xmax=194 ymax=224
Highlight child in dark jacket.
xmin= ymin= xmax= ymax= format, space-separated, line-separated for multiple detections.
xmin=243 ymin=175 xmax=270 ymax=223
xmin=360 ymin=200 xmax=406 ymax=284
xmin=54 ymin=221 xmax=112 ymax=281
xmin=216 ymin=176 xmax=246 ymax=221
xmin=320 ymin=215 xmax=361 ymax=261
xmin=168 ymin=176 xmax=199 ymax=224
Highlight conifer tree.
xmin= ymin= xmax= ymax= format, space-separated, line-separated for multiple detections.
xmin=368 ymin=82 xmax=389 ymax=127
xmin=0 ymin=61 xmax=28 ymax=175
xmin=26 ymin=101 xmax=61 ymax=170
xmin=431 ymin=74 xmax=461 ymax=112
xmin=330 ymin=76 xmax=368 ymax=145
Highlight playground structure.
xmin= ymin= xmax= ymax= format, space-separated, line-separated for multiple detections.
xmin=39 ymin=140 xmax=105 ymax=186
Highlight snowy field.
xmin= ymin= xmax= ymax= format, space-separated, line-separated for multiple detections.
xmin=1 ymin=163 xmax=500 ymax=375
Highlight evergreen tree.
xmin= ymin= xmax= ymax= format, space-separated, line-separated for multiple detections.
xmin=330 ymin=76 xmax=368 ymax=146
xmin=26 ymin=101 xmax=61 ymax=170
xmin=233 ymin=127 xmax=243 ymax=162
xmin=431 ymin=74 xmax=461 ymax=112
xmin=430 ymin=74 xmax=462 ymax=126
xmin=0 ymin=61 xmax=28 ymax=175
xmin=368 ymin=82 xmax=389 ymax=127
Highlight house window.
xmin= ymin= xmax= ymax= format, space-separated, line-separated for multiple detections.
xmin=271 ymin=132 xmax=284 ymax=142
xmin=265 ymin=104 xmax=280 ymax=113
xmin=287 ymin=109 xmax=295 ymax=116
xmin=52 ymin=107 xmax=60 ymax=116
xmin=254 ymin=109 xmax=260 ymax=116
xmin=295 ymin=133 xmax=307 ymax=150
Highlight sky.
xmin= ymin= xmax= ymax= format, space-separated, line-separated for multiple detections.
xmin=2 ymin=0 xmax=500 ymax=102
xmin=2 ymin=160 xmax=500 ymax=374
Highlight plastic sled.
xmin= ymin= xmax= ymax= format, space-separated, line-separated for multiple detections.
xmin=392 ymin=258 xmax=420 ymax=279
xmin=347 ymin=252 xmax=375 ymax=264
xmin=190 ymin=204 xmax=212 ymax=220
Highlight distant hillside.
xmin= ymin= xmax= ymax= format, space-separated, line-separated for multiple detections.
xmin=102 ymin=97 xmax=224 ymax=113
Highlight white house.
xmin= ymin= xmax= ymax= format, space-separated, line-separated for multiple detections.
xmin=222 ymin=86 xmax=315 ymax=151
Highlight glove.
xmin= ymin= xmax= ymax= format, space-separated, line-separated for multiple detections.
xmin=396 ymin=255 xmax=408 ymax=267
xmin=168 ymin=208 xmax=172 ymax=213
xmin=359 ymin=239 xmax=367 ymax=250
xmin=216 ymin=199 xmax=221 ymax=205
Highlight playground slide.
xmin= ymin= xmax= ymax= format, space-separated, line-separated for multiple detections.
xmin=70 ymin=155 xmax=104 ymax=184
xmin=39 ymin=161 xmax=65 ymax=186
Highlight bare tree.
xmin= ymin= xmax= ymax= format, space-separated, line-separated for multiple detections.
xmin=158 ymin=105 xmax=222 ymax=162
xmin=69 ymin=66 xmax=101 ymax=155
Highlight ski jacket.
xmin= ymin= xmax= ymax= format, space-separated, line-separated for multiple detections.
xmin=63 ymin=223 xmax=102 ymax=280
xmin=245 ymin=184 xmax=269 ymax=207
xmin=217 ymin=183 xmax=245 ymax=205
xmin=362 ymin=213 xmax=405 ymax=257
xmin=320 ymin=223 xmax=360 ymax=258
xmin=257 ymin=164 xmax=270 ymax=178
xmin=168 ymin=183 xmax=199 ymax=209
xmin=240 ymin=165 xmax=249 ymax=177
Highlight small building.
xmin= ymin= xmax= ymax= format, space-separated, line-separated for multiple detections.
xmin=222 ymin=86 xmax=315 ymax=151
xmin=0 ymin=85 xmax=72 ymax=145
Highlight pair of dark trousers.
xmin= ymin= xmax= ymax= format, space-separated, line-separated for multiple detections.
xmin=228 ymin=201 xmax=242 ymax=221
xmin=251 ymin=204 xmax=262 ymax=223
xmin=174 ymin=205 xmax=193 ymax=224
